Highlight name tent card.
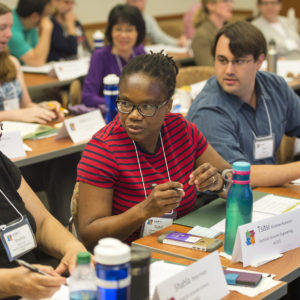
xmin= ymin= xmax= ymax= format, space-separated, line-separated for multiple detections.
xmin=0 ymin=131 xmax=26 ymax=159
xmin=56 ymin=110 xmax=105 ymax=143
xmin=153 ymin=251 xmax=229 ymax=300
xmin=232 ymin=208 xmax=300 ymax=267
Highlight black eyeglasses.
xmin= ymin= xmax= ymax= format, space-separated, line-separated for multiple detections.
xmin=116 ymin=99 xmax=169 ymax=117
xmin=0 ymin=123 xmax=3 ymax=139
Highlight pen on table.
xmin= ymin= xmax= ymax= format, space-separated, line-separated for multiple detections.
xmin=47 ymin=103 xmax=69 ymax=114
xmin=15 ymin=259 xmax=68 ymax=285
xmin=149 ymin=183 xmax=184 ymax=192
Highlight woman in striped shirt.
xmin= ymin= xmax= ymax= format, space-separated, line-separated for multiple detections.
xmin=77 ymin=52 xmax=231 ymax=249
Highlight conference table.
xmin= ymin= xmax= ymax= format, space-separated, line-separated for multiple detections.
xmin=133 ymin=184 xmax=300 ymax=299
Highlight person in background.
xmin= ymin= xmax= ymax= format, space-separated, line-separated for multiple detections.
xmin=187 ymin=21 xmax=300 ymax=188
xmin=82 ymin=4 xmax=146 ymax=108
xmin=182 ymin=2 xmax=202 ymax=39
xmin=8 ymin=0 xmax=53 ymax=66
xmin=251 ymin=0 xmax=300 ymax=60
xmin=0 ymin=2 xmax=80 ymax=226
xmin=126 ymin=0 xmax=188 ymax=47
xmin=191 ymin=0 xmax=233 ymax=66
xmin=0 ymin=123 xmax=87 ymax=300
xmin=47 ymin=0 xmax=91 ymax=62
xmin=77 ymin=52 xmax=231 ymax=250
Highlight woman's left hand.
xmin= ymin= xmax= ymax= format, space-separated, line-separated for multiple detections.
xmin=189 ymin=162 xmax=223 ymax=192
xmin=55 ymin=243 xmax=88 ymax=275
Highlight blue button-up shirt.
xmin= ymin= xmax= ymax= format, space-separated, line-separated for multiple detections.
xmin=187 ymin=71 xmax=300 ymax=165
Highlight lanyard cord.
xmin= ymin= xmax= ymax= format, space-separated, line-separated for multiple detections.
xmin=115 ymin=51 xmax=136 ymax=73
xmin=250 ymin=96 xmax=273 ymax=139
xmin=0 ymin=188 xmax=24 ymax=231
xmin=132 ymin=132 xmax=171 ymax=200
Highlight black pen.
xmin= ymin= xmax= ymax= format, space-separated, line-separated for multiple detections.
xmin=149 ymin=183 xmax=184 ymax=192
xmin=15 ymin=259 xmax=50 ymax=276
xmin=15 ymin=259 xmax=68 ymax=286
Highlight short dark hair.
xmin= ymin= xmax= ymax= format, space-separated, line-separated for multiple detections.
xmin=257 ymin=0 xmax=282 ymax=4
xmin=120 ymin=51 xmax=178 ymax=100
xmin=211 ymin=21 xmax=267 ymax=61
xmin=16 ymin=0 xmax=50 ymax=18
xmin=105 ymin=4 xmax=145 ymax=46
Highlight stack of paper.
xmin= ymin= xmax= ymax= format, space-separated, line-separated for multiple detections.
xmin=212 ymin=194 xmax=300 ymax=232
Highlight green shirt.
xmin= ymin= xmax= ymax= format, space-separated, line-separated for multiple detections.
xmin=8 ymin=10 xmax=39 ymax=64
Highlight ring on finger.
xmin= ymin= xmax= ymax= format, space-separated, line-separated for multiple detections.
xmin=212 ymin=176 xmax=216 ymax=184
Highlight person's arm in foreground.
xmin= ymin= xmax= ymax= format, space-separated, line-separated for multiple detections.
xmin=21 ymin=17 xmax=53 ymax=66
xmin=0 ymin=177 xmax=86 ymax=299
xmin=0 ymin=56 xmax=64 ymax=123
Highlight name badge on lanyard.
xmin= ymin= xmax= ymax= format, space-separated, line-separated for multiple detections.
xmin=3 ymin=98 xmax=20 ymax=111
xmin=253 ymin=135 xmax=274 ymax=160
xmin=141 ymin=211 xmax=177 ymax=238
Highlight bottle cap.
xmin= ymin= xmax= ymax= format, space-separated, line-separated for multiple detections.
xmin=93 ymin=30 xmax=104 ymax=39
xmin=94 ymin=238 xmax=130 ymax=265
xmin=269 ymin=39 xmax=276 ymax=47
xmin=232 ymin=161 xmax=250 ymax=172
xmin=76 ymin=252 xmax=91 ymax=264
xmin=103 ymin=74 xmax=119 ymax=85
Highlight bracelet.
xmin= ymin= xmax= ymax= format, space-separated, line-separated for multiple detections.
xmin=214 ymin=169 xmax=232 ymax=193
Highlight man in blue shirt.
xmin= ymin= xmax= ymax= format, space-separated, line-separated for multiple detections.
xmin=187 ymin=21 xmax=300 ymax=187
xmin=8 ymin=0 xmax=53 ymax=66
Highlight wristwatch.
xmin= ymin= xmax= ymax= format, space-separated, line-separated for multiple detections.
xmin=215 ymin=169 xmax=232 ymax=193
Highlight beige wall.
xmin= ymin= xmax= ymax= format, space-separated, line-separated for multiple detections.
xmin=6 ymin=0 xmax=256 ymax=24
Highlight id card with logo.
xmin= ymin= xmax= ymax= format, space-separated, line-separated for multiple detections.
xmin=253 ymin=135 xmax=274 ymax=160
xmin=141 ymin=211 xmax=177 ymax=237
xmin=0 ymin=216 xmax=36 ymax=261
xmin=3 ymin=98 xmax=20 ymax=111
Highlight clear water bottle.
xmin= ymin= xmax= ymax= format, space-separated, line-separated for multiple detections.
xmin=93 ymin=30 xmax=104 ymax=50
xmin=267 ymin=39 xmax=277 ymax=73
xmin=103 ymin=74 xmax=119 ymax=123
xmin=224 ymin=161 xmax=253 ymax=255
xmin=94 ymin=238 xmax=131 ymax=300
xmin=69 ymin=252 xmax=97 ymax=300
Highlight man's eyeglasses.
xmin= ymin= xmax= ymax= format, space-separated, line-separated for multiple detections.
xmin=0 ymin=123 xmax=3 ymax=139
xmin=116 ymin=99 xmax=169 ymax=117
xmin=215 ymin=56 xmax=254 ymax=67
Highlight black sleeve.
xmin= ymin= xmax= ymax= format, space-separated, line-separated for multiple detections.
xmin=0 ymin=152 xmax=21 ymax=191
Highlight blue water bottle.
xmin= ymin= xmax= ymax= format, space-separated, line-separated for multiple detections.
xmin=103 ymin=74 xmax=119 ymax=123
xmin=224 ymin=161 xmax=253 ymax=255
xmin=94 ymin=238 xmax=131 ymax=300
xmin=93 ymin=30 xmax=104 ymax=50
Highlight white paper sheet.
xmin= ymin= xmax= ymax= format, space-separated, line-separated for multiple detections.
xmin=145 ymin=44 xmax=189 ymax=54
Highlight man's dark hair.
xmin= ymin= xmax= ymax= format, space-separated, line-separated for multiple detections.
xmin=16 ymin=0 xmax=50 ymax=18
xmin=120 ymin=51 xmax=178 ymax=100
xmin=105 ymin=4 xmax=145 ymax=47
xmin=211 ymin=21 xmax=267 ymax=61
xmin=257 ymin=0 xmax=282 ymax=4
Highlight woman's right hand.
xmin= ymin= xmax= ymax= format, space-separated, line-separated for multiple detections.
xmin=8 ymin=265 xmax=66 ymax=299
xmin=141 ymin=181 xmax=184 ymax=219
xmin=16 ymin=106 xmax=57 ymax=124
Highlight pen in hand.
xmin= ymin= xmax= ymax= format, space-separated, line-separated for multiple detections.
xmin=149 ymin=183 xmax=184 ymax=192
xmin=15 ymin=259 xmax=49 ymax=276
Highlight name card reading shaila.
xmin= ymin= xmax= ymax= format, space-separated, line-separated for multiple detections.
xmin=153 ymin=251 xmax=228 ymax=300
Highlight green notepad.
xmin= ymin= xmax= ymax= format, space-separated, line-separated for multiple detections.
xmin=23 ymin=125 xmax=58 ymax=140
xmin=175 ymin=190 xmax=268 ymax=228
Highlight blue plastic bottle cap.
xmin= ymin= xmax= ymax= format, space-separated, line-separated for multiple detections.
xmin=232 ymin=161 xmax=250 ymax=172
xmin=103 ymin=74 xmax=119 ymax=85
xmin=94 ymin=237 xmax=130 ymax=265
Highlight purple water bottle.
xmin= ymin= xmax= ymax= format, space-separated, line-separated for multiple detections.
xmin=103 ymin=74 xmax=119 ymax=123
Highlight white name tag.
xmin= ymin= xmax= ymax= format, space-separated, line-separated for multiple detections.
xmin=0 ymin=216 xmax=36 ymax=261
xmin=231 ymin=208 xmax=300 ymax=267
xmin=56 ymin=110 xmax=105 ymax=143
xmin=0 ymin=131 xmax=26 ymax=159
xmin=152 ymin=251 xmax=229 ymax=300
xmin=253 ymin=135 xmax=274 ymax=160
xmin=3 ymin=98 xmax=20 ymax=111
xmin=141 ymin=216 xmax=174 ymax=237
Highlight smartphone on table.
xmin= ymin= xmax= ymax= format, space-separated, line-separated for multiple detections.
xmin=157 ymin=230 xmax=223 ymax=252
